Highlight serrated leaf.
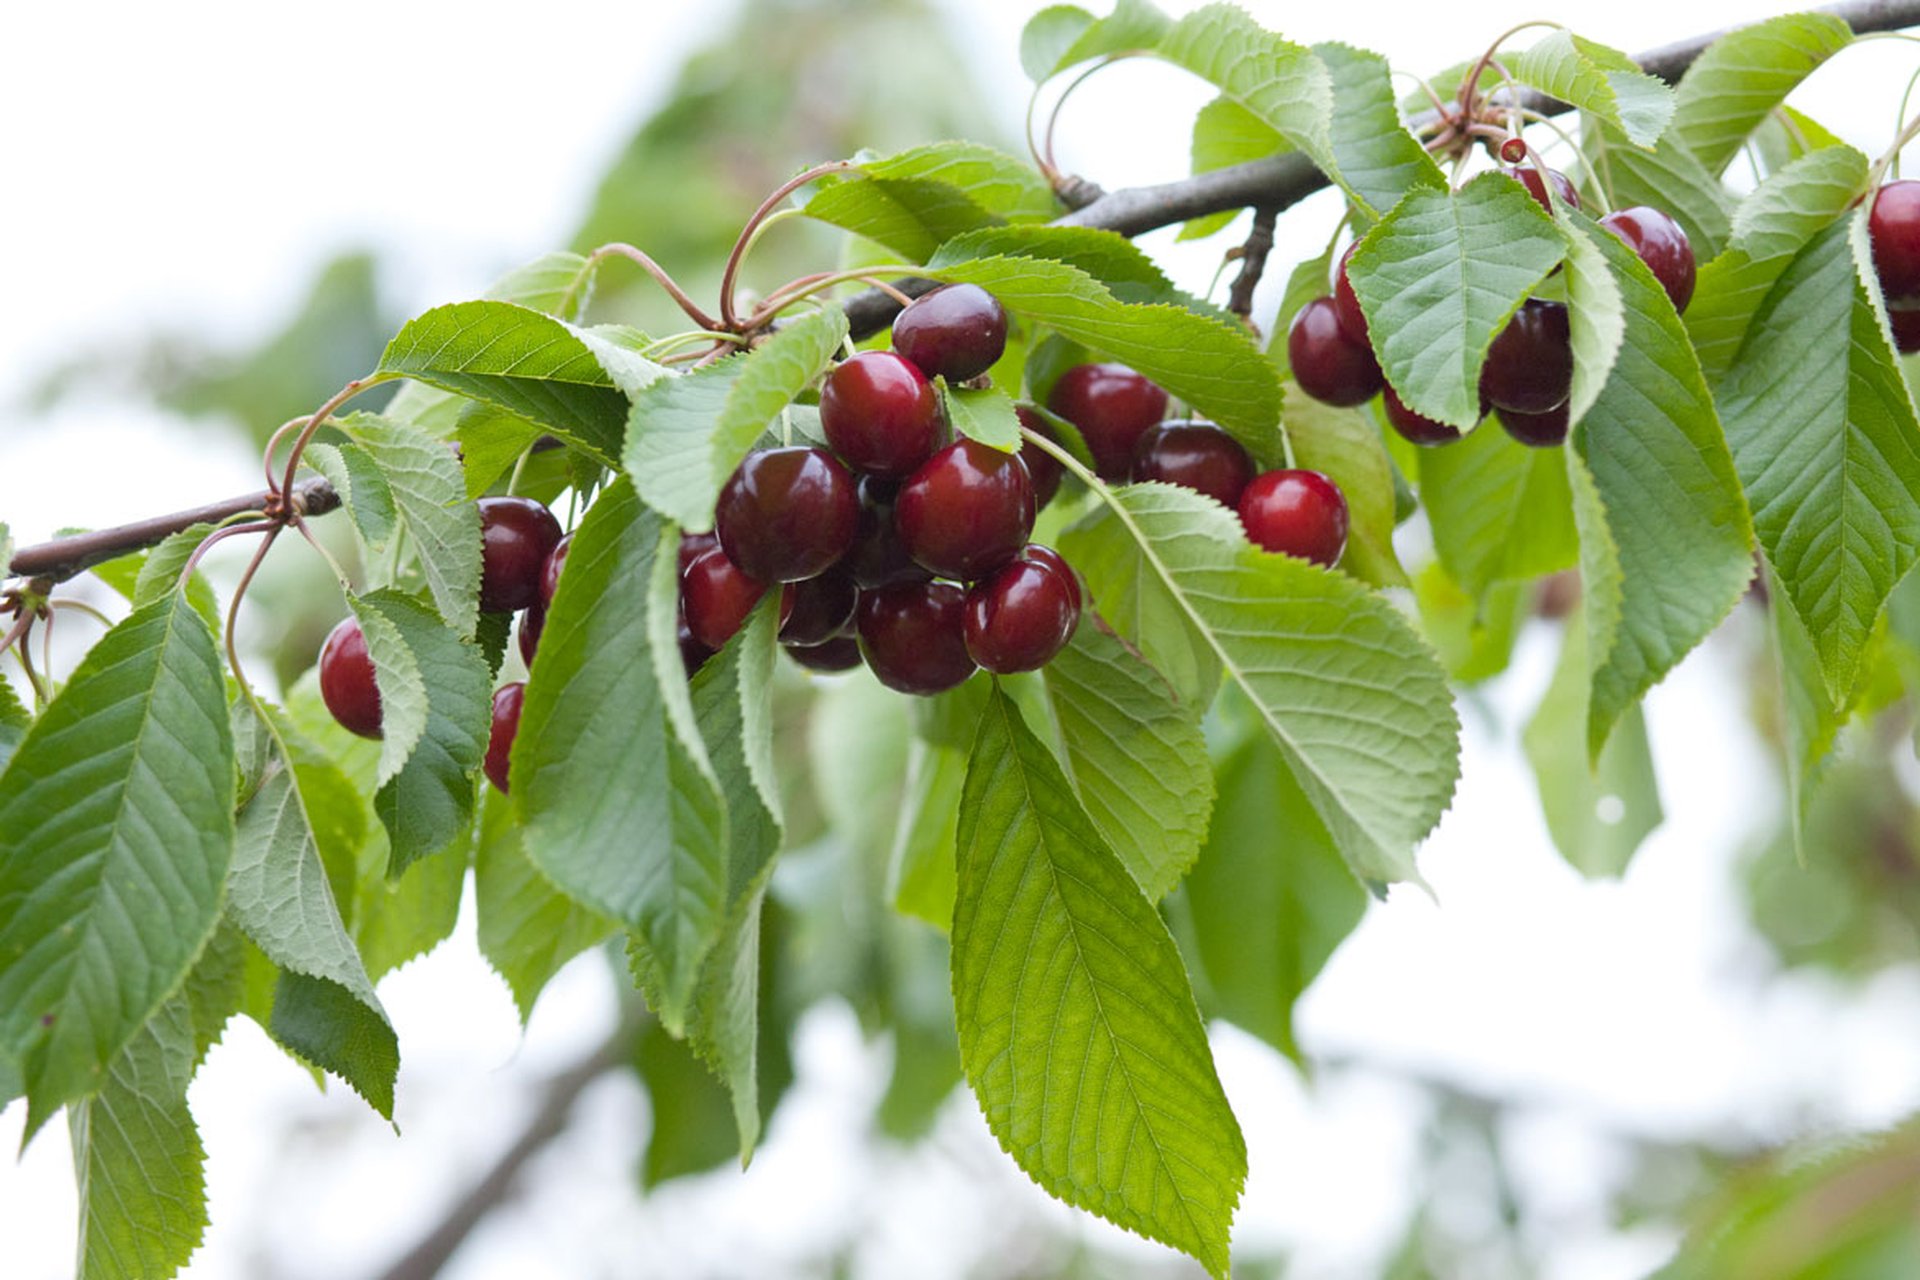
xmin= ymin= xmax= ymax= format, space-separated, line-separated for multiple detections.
xmin=1020 ymin=5 xmax=1094 ymax=81
xmin=347 ymin=597 xmax=428 ymax=787
xmin=1418 ymin=416 xmax=1578 ymax=599
xmin=1347 ymin=174 xmax=1567 ymax=428
xmin=305 ymin=441 xmax=399 ymax=558
xmin=1560 ymin=202 xmax=1627 ymax=427
xmin=1023 ymin=0 xmax=1169 ymax=80
xmin=625 ymin=308 xmax=848 ymax=531
xmin=451 ymin=405 xmax=544 ymax=500
xmin=803 ymin=143 xmax=1057 ymax=262
xmin=1582 ymin=122 xmax=1732 ymax=260
xmin=1040 ymin=622 xmax=1212 ymax=899
xmin=487 ymin=251 xmax=599 ymax=322
xmin=127 ymin=526 xmax=222 ymax=631
xmin=1668 ymin=13 xmax=1855 ymax=176
xmin=0 ymin=672 xmax=27 ymax=773
xmin=341 ymin=414 xmax=482 ymax=637
xmin=929 ymin=225 xmax=1234 ymax=321
xmin=1716 ymin=215 xmax=1920 ymax=704
xmin=1179 ymin=96 xmax=1285 ymax=241
xmin=944 ymin=384 xmax=1022 ymax=451
xmin=0 ymin=592 xmax=232 ymax=1132
xmin=1062 ymin=483 xmax=1458 ymax=885
xmin=1510 ymin=30 xmax=1674 ymax=149
xmin=1314 ymin=42 xmax=1447 ymax=219
xmin=953 ymin=688 xmax=1245 ymax=1276
xmin=473 ymin=788 xmax=614 ymax=1024
xmin=1280 ymin=382 xmax=1405 ymax=586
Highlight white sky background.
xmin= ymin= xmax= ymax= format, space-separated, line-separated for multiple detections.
xmin=6 ymin=1 xmax=1920 ymax=1277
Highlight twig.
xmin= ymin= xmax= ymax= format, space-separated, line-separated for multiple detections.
xmin=1226 ymin=206 xmax=1278 ymax=322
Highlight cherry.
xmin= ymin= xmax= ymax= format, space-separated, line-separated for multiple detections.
xmin=843 ymin=476 xmax=931 ymax=590
xmin=681 ymin=545 xmax=768 ymax=650
xmin=1014 ymin=407 xmax=1064 ymax=510
xmin=478 ymin=496 xmax=564 ymax=613
xmin=896 ymin=439 xmax=1035 ymax=580
xmin=1480 ymin=299 xmax=1572 ymax=415
xmin=785 ymin=634 xmax=864 ymax=673
xmin=1017 ymin=544 xmax=1082 ymax=612
xmin=678 ymin=611 xmax=715 ymax=676
xmin=819 ymin=350 xmax=941 ymax=479
xmin=1513 ymin=166 xmax=1580 ymax=214
xmin=678 ymin=529 xmax=718 ymax=575
xmin=856 ymin=580 xmax=976 ymax=695
xmin=1499 ymin=403 xmax=1570 ymax=448
xmin=964 ymin=557 xmax=1082 ymax=674
xmin=1046 ymin=363 xmax=1169 ymax=480
xmin=539 ymin=534 xmax=572 ymax=609
xmin=1383 ymin=385 xmax=1465 ymax=447
xmin=1870 ymin=180 xmax=1920 ymax=305
xmin=1238 ymin=470 xmax=1349 ymax=567
xmin=1289 ymin=296 xmax=1385 ymax=407
xmin=1892 ymin=307 xmax=1920 ymax=354
xmin=715 ymin=446 xmax=859 ymax=583
xmin=484 ymin=682 xmax=524 ymax=795
xmin=1130 ymin=421 xmax=1255 ymax=508
xmin=1333 ymin=242 xmax=1369 ymax=345
xmin=779 ymin=568 xmax=858 ymax=647
xmin=518 ymin=605 xmax=543 ymax=667
xmin=890 ymin=283 xmax=1008 ymax=382
xmin=319 ymin=617 xmax=382 ymax=740
xmin=1600 ymin=206 xmax=1696 ymax=312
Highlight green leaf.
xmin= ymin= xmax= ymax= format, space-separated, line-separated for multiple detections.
xmin=0 ymin=670 xmax=27 ymax=773
xmin=1280 ymin=382 xmax=1405 ymax=586
xmin=341 ymin=414 xmax=483 ymax=638
xmin=486 ymin=251 xmax=599 ymax=322
xmin=1716 ymin=216 xmax=1920 ymax=704
xmin=1314 ymin=42 xmax=1448 ymax=219
xmin=305 ymin=442 xmax=398 ymax=557
xmin=1346 ymin=174 xmax=1567 ymax=428
xmin=451 ymin=406 xmax=544 ymax=500
xmin=928 ymin=224 xmax=1233 ymax=320
xmin=1062 ymin=484 xmax=1459 ymax=885
xmin=1022 ymin=0 xmax=1169 ymax=80
xmin=1509 ymin=30 xmax=1674 ymax=148
xmin=1667 ymin=13 xmax=1855 ymax=175
xmin=624 ymin=307 xmax=848 ymax=531
xmin=70 ymin=999 xmax=205 ymax=1280
xmin=943 ymin=384 xmax=1022 ymax=451
xmin=952 ymin=688 xmax=1245 ymax=1276
xmin=1560 ymin=199 xmax=1627 ymax=427
xmin=1767 ymin=566 xmax=1848 ymax=861
xmin=1179 ymin=96 xmax=1284 ymax=241
xmin=1418 ymin=416 xmax=1578 ymax=599
xmin=1020 ymin=5 xmax=1094 ymax=81
xmin=352 ymin=590 xmax=492 ymax=874
xmin=887 ymin=740 xmax=965 ymax=927
xmin=0 ymin=593 xmax=232 ymax=1132
xmin=1413 ymin=566 xmax=1529 ymax=685
xmin=803 ymin=143 xmax=1057 ymax=262
xmin=473 ymin=788 xmax=614 ymax=1024
xmin=1040 ymin=622 xmax=1212 ymax=900
xmin=1582 ymin=123 xmax=1732 ymax=260
xmin=1522 ymin=611 xmax=1663 ymax=879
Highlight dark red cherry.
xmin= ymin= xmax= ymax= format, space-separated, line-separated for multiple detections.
xmin=678 ymin=529 xmax=718 ymax=576
xmin=1600 ymin=206 xmax=1696 ymax=312
xmin=818 ymin=350 xmax=941 ymax=479
xmin=1046 ymin=363 xmax=1169 ymax=480
xmin=891 ymin=283 xmax=1008 ymax=382
xmin=518 ymin=605 xmax=543 ymax=667
xmin=1017 ymin=544 xmax=1082 ymax=613
xmin=681 ymin=546 xmax=768 ymax=650
xmin=715 ymin=446 xmax=859 ymax=583
xmin=856 ymin=580 xmax=976 ymax=695
xmin=779 ymin=569 xmax=858 ymax=647
xmin=1480 ymin=299 xmax=1572 ymax=415
xmin=678 ymin=611 xmax=715 ymax=677
xmin=539 ymin=534 xmax=572 ymax=609
xmin=1289 ymin=296 xmax=1384 ymax=407
xmin=478 ymin=496 xmax=563 ymax=613
xmin=1333 ymin=242 xmax=1369 ymax=345
xmin=484 ymin=682 xmax=524 ymax=795
xmin=1383 ymin=385 xmax=1465 ymax=446
xmin=1499 ymin=403 xmax=1571 ymax=447
xmin=843 ymin=475 xmax=931 ymax=590
xmin=1238 ymin=470 xmax=1349 ymax=567
xmin=319 ymin=617 xmax=382 ymax=740
xmin=785 ymin=634 xmax=864 ymax=673
xmin=1892 ymin=307 xmax=1920 ymax=354
xmin=896 ymin=439 xmax=1036 ymax=580
xmin=1130 ymin=422 xmax=1255 ymax=507
xmin=1870 ymin=180 xmax=1920 ymax=305
xmin=964 ymin=558 xmax=1082 ymax=674
xmin=1014 ymin=407 xmax=1065 ymax=510
xmin=1514 ymin=166 xmax=1580 ymax=214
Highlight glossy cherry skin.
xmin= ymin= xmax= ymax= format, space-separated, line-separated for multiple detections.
xmin=1289 ymin=296 xmax=1385 ymax=407
xmin=843 ymin=476 xmax=931 ymax=590
xmin=715 ymin=446 xmax=859 ymax=583
xmin=484 ymin=682 xmax=525 ymax=795
xmin=1499 ymin=402 xmax=1570 ymax=448
xmin=1870 ymin=180 xmax=1920 ymax=304
xmin=1892 ymin=307 xmax=1920 ymax=354
xmin=518 ymin=605 xmax=544 ymax=667
xmin=1238 ymin=470 xmax=1349 ymax=567
xmin=779 ymin=569 xmax=858 ymax=647
xmin=856 ymin=580 xmax=977 ymax=695
xmin=1333 ymin=242 xmax=1369 ymax=345
xmin=784 ymin=634 xmax=864 ymax=673
xmin=1014 ymin=407 xmax=1064 ymax=509
xmin=681 ymin=546 xmax=769 ymax=650
xmin=1018 ymin=544 xmax=1082 ymax=613
xmin=1481 ymin=299 xmax=1573 ymax=415
xmin=891 ymin=283 xmax=1008 ymax=382
xmin=964 ymin=558 xmax=1082 ymax=674
xmin=818 ymin=350 xmax=941 ymax=479
xmin=677 ymin=529 xmax=718 ymax=576
xmin=1383 ymin=385 xmax=1465 ymax=446
xmin=896 ymin=439 xmax=1036 ymax=580
xmin=1600 ymin=206 xmax=1696 ymax=312
xmin=678 ymin=611 xmax=715 ymax=677
xmin=539 ymin=534 xmax=572 ymax=609
xmin=1130 ymin=421 xmax=1255 ymax=508
xmin=478 ymin=496 xmax=564 ymax=613
xmin=319 ymin=617 xmax=383 ymax=740
xmin=1046 ymin=363 xmax=1169 ymax=480
xmin=1515 ymin=166 xmax=1580 ymax=214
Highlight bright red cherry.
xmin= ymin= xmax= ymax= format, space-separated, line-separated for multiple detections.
xmin=1480 ymin=299 xmax=1572 ymax=415
xmin=484 ymin=682 xmax=524 ymax=794
xmin=319 ymin=617 xmax=382 ymax=740
xmin=964 ymin=558 xmax=1082 ymax=674
xmin=1383 ymin=385 xmax=1465 ymax=446
xmin=1870 ymin=180 xmax=1920 ymax=305
xmin=1046 ymin=363 xmax=1169 ymax=480
xmin=681 ymin=546 xmax=768 ymax=650
xmin=1892 ymin=308 xmax=1920 ymax=354
xmin=518 ymin=605 xmax=543 ymax=667
xmin=715 ymin=446 xmax=859 ymax=583
xmin=1600 ymin=206 xmax=1696 ymax=312
xmin=1238 ymin=470 xmax=1349 ymax=567
xmin=1017 ymin=544 xmax=1082 ymax=613
xmin=843 ymin=476 xmax=931 ymax=590
xmin=818 ymin=350 xmax=941 ymax=479
xmin=785 ymin=634 xmax=864 ymax=673
xmin=678 ymin=611 xmax=714 ymax=677
xmin=779 ymin=569 xmax=858 ymax=647
xmin=678 ymin=529 xmax=718 ymax=575
xmin=1014 ymin=407 xmax=1064 ymax=509
xmin=891 ymin=283 xmax=1008 ymax=382
xmin=1289 ymin=296 xmax=1385 ymax=407
xmin=1333 ymin=242 xmax=1369 ymax=345
xmin=856 ymin=580 xmax=977 ymax=695
xmin=1499 ymin=403 xmax=1570 ymax=448
xmin=1514 ymin=166 xmax=1580 ymax=214
xmin=539 ymin=534 xmax=571 ymax=609
xmin=478 ymin=496 xmax=563 ymax=613
xmin=896 ymin=439 xmax=1035 ymax=580
xmin=1130 ymin=422 xmax=1255 ymax=508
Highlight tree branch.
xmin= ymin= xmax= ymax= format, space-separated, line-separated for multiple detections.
xmin=10 ymin=0 xmax=1920 ymax=586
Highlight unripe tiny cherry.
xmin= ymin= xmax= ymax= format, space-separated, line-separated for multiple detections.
xmin=1480 ymin=299 xmax=1572 ymax=415
xmin=1289 ymin=296 xmax=1384 ymax=407
xmin=1046 ymin=363 xmax=1169 ymax=480
xmin=1383 ymin=385 xmax=1465 ymax=447
xmin=963 ymin=556 xmax=1082 ymax=674
xmin=1130 ymin=422 xmax=1255 ymax=508
xmin=890 ymin=283 xmax=1008 ymax=382
xmin=484 ymin=683 xmax=524 ymax=794
xmin=715 ymin=446 xmax=859 ymax=583
xmin=478 ymin=496 xmax=564 ymax=613
xmin=1238 ymin=470 xmax=1349 ymax=568
xmin=1599 ymin=206 xmax=1696 ymax=313
xmin=856 ymin=580 xmax=977 ymax=695
xmin=319 ymin=617 xmax=382 ymax=740
xmin=1499 ymin=403 xmax=1571 ymax=448
xmin=896 ymin=439 xmax=1035 ymax=580
xmin=681 ymin=546 xmax=768 ymax=651
xmin=819 ymin=350 xmax=941 ymax=478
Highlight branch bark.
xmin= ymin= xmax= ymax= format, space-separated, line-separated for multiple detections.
xmin=10 ymin=0 xmax=1920 ymax=585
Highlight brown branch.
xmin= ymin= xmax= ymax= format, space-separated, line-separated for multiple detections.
xmin=1226 ymin=206 xmax=1278 ymax=322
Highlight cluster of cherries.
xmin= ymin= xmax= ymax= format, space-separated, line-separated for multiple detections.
xmin=1288 ymin=165 xmax=1697 ymax=448
xmin=1869 ymin=179 xmax=1920 ymax=353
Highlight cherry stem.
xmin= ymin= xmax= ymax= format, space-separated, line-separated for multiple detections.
xmin=719 ymin=161 xmax=855 ymax=331
xmin=223 ymin=527 xmax=281 ymax=709
xmin=1871 ymin=110 xmax=1920 ymax=191
xmin=290 ymin=512 xmax=352 ymax=589
xmin=584 ymin=243 xmax=722 ymax=333
xmin=48 ymin=598 xmax=114 ymax=629
xmin=13 ymin=616 xmax=48 ymax=707
xmin=278 ymin=376 xmax=379 ymax=501
xmin=1042 ymin=54 xmax=1140 ymax=176
xmin=745 ymin=264 xmax=925 ymax=330
xmin=263 ymin=416 xmax=307 ymax=492
xmin=1455 ymin=21 xmax=1562 ymax=121
xmin=176 ymin=520 xmax=277 ymax=594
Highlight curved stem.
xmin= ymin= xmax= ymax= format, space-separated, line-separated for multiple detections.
xmin=176 ymin=520 xmax=277 ymax=594
xmin=745 ymin=264 xmax=926 ymax=330
xmin=584 ymin=243 xmax=722 ymax=332
xmin=640 ymin=329 xmax=749 ymax=361
xmin=262 ymin=417 xmax=306 ymax=493
xmin=719 ymin=161 xmax=854 ymax=330
xmin=1043 ymin=54 xmax=1140 ymax=175
xmin=279 ymin=376 xmax=379 ymax=500
xmin=1456 ymin=20 xmax=1564 ymax=119
xmin=223 ymin=527 xmax=281 ymax=708
xmin=9 ymin=614 xmax=47 ymax=707
xmin=48 ymin=598 xmax=114 ymax=629
xmin=290 ymin=512 xmax=353 ymax=589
